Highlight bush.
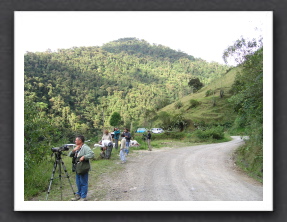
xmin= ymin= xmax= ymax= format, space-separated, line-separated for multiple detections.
xmin=205 ymin=89 xmax=213 ymax=97
xmin=174 ymin=101 xmax=183 ymax=109
xmin=151 ymin=132 xmax=186 ymax=140
xmin=194 ymin=126 xmax=225 ymax=140
xmin=189 ymin=99 xmax=200 ymax=109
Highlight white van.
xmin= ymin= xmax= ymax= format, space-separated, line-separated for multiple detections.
xmin=151 ymin=128 xmax=164 ymax=134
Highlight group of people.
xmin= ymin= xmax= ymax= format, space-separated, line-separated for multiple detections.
xmin=99 ymin=128 xmax=132 ymax=164
xmin=67 ymin=129 xmax=152 ymax=201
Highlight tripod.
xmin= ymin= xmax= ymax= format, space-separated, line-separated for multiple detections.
xmin=46 ymin=151 xmax=75 ymax=200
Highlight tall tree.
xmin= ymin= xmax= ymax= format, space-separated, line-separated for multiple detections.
xmin=109 ymin=112 xmax=122 ymax=127
xmin=188 ymin=78 xmax=204 ymax=92
xmin=222 ymin=37 xmax=263 ymax=66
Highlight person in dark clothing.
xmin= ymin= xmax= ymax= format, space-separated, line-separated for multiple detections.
xmin=147 ymin=130 xmax=152 ymax=151
xmin=113 ymin=128 xmax=121 ymax=151
xmin=124 ymin=128 xmax=131 ymax=155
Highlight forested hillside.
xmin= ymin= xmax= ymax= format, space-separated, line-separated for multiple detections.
xmin=24 ymin=38 xmax=229 ymax=142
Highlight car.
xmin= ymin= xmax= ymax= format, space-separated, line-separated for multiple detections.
xmin=151 ymin=128 xmax=164 ymax=134
xmin=136 ymin=128 xmax=148 ymax=133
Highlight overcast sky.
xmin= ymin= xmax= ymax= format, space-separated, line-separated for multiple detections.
xmin=15 ymin=11 xmax=271 ymax=64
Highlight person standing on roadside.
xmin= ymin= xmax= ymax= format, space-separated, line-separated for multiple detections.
xmin=124 ymin=128 xmax=131 ymax=155
xmin=69 ymin=135 xmax=94 ymax=201
xmin=102 ymin=129 xmax=112 ymax=142
xmin=147 ymin=130 xmax=152 ymax=151
xmin=119 ymin=134 xmax=126 ymax=163
xmin=113 ymin=128 xmax=121 ymax=151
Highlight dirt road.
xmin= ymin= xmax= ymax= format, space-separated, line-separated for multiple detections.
xmin=89 ymin=136 xmax=263 ymax=201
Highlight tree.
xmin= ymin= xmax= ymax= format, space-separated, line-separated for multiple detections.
xmin=172 ymin=113 xmax=188 ymax=132
xmin=188 ymin=78 xmax=204 ymax=92
xmin=24 ymin=97 xmax=60 ymax=169
xmin=109 ymin=112 xmax=121 ymax=127
xmin=157 ymin=111 xmax=172 ymax=130
xmin=222 ymin=37 xmax=263 ymax=66
xmin=226 ymin=42 xmax=263 ymax=179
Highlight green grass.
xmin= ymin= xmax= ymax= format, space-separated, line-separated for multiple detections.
xmin=25 ymin=149 xmax=124 ymax=201
xmin=159 ymin=67 xmax=239 ymax=126
xmin=24 ymin=155 xmax=74 ymax=201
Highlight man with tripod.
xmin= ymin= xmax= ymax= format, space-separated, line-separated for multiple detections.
xmin=69 ymin=135 xmax=94 ymax=201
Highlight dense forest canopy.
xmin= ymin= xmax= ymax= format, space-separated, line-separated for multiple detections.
xmin=24 ymin=38 xmax=230 ymax=142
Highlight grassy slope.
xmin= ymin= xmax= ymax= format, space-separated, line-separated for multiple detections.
xmin=160 ymin=67 xmax=240 ymax=126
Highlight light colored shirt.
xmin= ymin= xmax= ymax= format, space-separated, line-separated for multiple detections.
xmin=120 ymin=138 xmax=126 ymax=150
xmin=102 ymin=133 xmax=112 ymax=141
xmin=100 ymin=139 xmax=112 ymax=147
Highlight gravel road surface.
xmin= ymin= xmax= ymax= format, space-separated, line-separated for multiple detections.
xmin=90 ymin=136 xmax=263 ymax=201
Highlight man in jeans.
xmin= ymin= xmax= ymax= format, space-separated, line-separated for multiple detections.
xmin=69 ymin=135 xmax=94 ymax=201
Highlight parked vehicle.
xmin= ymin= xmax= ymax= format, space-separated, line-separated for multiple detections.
xmin=151 ymin=128 xmax=164 ymax=134
xmin=136 ymin=128 xmax=148 ymax=133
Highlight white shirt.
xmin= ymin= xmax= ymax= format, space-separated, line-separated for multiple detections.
xmin=100 ymin=140 xmax=112 ymax=147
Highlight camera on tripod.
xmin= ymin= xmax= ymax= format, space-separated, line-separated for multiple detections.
xmin=51 ymin=145 xmax=69 ymax=153
xmin=46 ymin=143 xmax=76 ymax=200
xmin=51 ymin=144 xmax=75 ymax=153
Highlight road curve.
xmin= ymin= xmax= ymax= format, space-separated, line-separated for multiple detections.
xmin=93 ymin=136 xmax=263 ymax=201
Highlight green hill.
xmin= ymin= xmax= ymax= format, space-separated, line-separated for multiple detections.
xmin=24 ymin=37 xmax=230 ymax=138
xmin=160 ymin=67 xmax=239 ymax=127
xmin=102 ymin=37 xmax=196 ymax=62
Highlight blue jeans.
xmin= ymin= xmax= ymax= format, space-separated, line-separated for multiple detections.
xmin=120 ymin=149 xmax=126 ymax=162
xmin=125 ymin=141 xmax=130 ymax=154
xmin=76 ymin=172 xmax=89 ymax=198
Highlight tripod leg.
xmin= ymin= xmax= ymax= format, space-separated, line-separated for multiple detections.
xmin=46 ymin=159 xmax=58 ymax=200
xmin=58 ymin=159 xmax=63 ymax=201
xmin=60 ymin=159 xmax=76 ymax=196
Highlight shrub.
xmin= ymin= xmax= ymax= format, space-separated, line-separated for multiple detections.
xmin=174 ymin=101 xmax=183 ymax=109
xmin=172 ymin=114 xmax=190 ymax=132
xmin=205 ymin=89 xmax=213 ymax=97
xmin=188 ymin=78 xmax=204 ymax=92
xmin=152 ymin=132 xmax=186 ymax=140
xmin=189 ymin=99 xmax=200 ymax=109
xmin=194 ymin=126 xmax=225 ymax=140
